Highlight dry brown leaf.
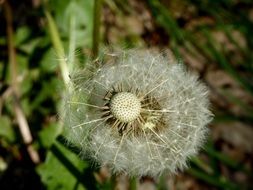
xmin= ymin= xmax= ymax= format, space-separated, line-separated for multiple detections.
xmin=212 ymin=122 xmax=253 ymax=153
xmin=180 ymin=47 xmax=207 ymax=73
xmin=138 ymin=180 xmax=156 ymax=190
xmin=185 ymin=17 xmax=215 ymax=30
xmin=211 ymin=30 xmax=246 ymax=51
xmin=205 ymin=68 xmax=253 ymax=115
xmin=114 ymin=174 xmax=129 ymax=190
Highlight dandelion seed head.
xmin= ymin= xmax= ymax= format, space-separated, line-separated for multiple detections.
xmin=61 ymin=49 xmax=213 ymax=177
xmin=110 ymin=92 xmax=141 ymax=123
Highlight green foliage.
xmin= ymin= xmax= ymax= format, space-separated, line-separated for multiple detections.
xmin=0 ymin=116 xmax=16 ymax=143
xmin=1 ymin=0 xmax=253 ymax=189
xmin=48 ymin=0 xmax=94 ymax=48
xmin=38 ymin=123 xmax=62 ymax=149
xmin=37 ymin=141 xmax=88 ymax=190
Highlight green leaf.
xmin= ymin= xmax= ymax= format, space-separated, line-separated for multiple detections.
xmin=40 ymin=47 xmax=59 ymax=72
xmin=38 ymin=123 xmax=62 ymax=148
xmin=0 ymin=116 xmax=16 ymax=143
xmin=15 ymin=26 xmax=31 ymax=46
xmin=48 ymin=0 xmax=94 ymax=48
xmin=36 ymin=141 xmax=88 ymax=190
xmin=64 ymin=1 xmax=94 ymax=48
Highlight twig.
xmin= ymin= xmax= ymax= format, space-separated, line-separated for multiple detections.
xmin=4 ymin=1 xmax=40 ymax=164
xmin=13 ymin=95 xmax=40 ymax=163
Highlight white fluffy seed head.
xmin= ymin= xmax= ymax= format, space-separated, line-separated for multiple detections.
xmin=110 ymin=92 xmax=141 ymax=123
xmin=62 ymin=49 xmax=213 ymax=177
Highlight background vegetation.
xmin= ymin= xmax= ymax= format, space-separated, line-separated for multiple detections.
xmin=0 ymin=0 xmax=253 ymax=189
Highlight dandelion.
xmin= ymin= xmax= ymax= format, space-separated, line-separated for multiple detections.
xmin=62 ymin=49 xmax=212 ymax=177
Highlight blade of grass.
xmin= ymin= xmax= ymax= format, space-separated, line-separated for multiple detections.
xmin=214 ymin=114 xmax=253 ymax=124
xmin=187 ymin=167 xmax=239 ymax=190
xmin=220 ymin=89 xmax=253 ymax=117
xmin=187 ymin=0 xmax=233 ymax=22
xmin=204 ymin=142 xmax=251 ymax=176
xmin=190 ymin=157 xmax=214 ymax=175
xmin=203 ymin=30 xmax=253 ymax=95
xmin=147 ymin=0 xmax=185 ymax=44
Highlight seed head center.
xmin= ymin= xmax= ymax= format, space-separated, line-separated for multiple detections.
xmin=110 ymin=92 xmax=141 ymax=123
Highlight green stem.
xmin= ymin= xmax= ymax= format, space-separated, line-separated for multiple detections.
xmin=92 ymin=0 xmax=103 ymax=59
xmin=157 ymin=174 xmax=167 ymax=190
xmin=68 ymin=13 xmax=76 ymax=72
xmin=44 ymin=10 xmax=70 ymax=87
xmin=129 ymin=176 xmax=137 ymax=190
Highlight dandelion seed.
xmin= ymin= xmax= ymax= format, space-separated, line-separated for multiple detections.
xmin=61 ymin=49 xmax=213 ymax=177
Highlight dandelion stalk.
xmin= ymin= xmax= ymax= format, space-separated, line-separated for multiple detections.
xmin=129 ymin=177 xmax=137 ymax=190
xmin=92 ymin=0 xmax=103 ymax=58
xmin=68 ymin=12 xmax=76 ymax=72
xmin=44 ymin=9 xmax=70 ymax=86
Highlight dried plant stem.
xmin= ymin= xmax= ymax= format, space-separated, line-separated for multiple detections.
xmin=13 ymin=96 xmax=40 ymax=164
xmin=4 ymin=1 xmax=40 ymax=164
xmin=92 ymin=0 xmax=103 ymax=58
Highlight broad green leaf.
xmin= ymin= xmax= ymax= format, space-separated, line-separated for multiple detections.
xmin=38 ymin=123 xmax=62 ymax=148
xmin=48 ymin=0 xmax=94 ymax=48
xmin=37 ymin=141 xmax=88 ymax=190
